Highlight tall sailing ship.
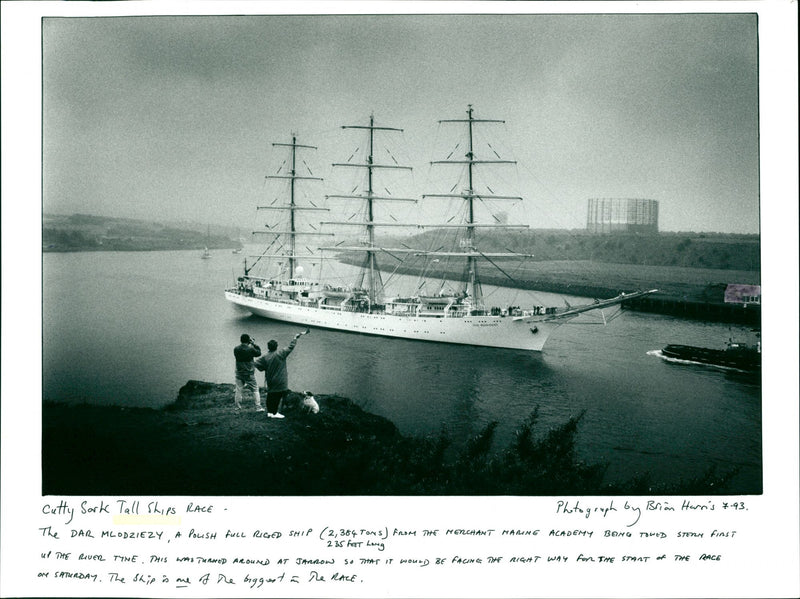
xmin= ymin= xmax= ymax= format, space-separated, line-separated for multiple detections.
xmin=225 ymin=106 xmax=656 ymax=351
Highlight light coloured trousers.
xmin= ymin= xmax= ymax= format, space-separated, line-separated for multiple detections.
xmin=234 ymin=373 xmax=262 ymax=409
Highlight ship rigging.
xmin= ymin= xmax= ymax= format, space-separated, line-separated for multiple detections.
xmin=225 ymin=106 xmax=656 ymax=351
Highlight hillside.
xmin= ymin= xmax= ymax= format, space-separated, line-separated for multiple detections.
xmin=43 ymin=214 xmax=759 ymax=271
xmin=390 ymin=229 xmax=761 ymax=271
xmin=43 ymin=213 xmax=240 ymax=252
xmin=337 ymin=229 xmax=761 ymax=323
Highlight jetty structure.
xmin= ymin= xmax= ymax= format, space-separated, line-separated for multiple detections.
xmin=225 ymin=106 xmax=656 ymax=351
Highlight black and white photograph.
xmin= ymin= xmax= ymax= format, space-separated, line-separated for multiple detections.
xmin=39 ymin=9 xmax=763 ymax=497
xmin=1 ymin=1 xmax=798 ymax=598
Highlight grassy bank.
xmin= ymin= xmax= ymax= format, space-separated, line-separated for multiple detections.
xmin=338 ymin=254 xmax=761 ymax=324
xmin=355 ymin=257 xmax=759 ymax=303
xmin=42 ymin=381 xmax=741 ymax=496
xmin=43 ymin=213 xmax=239 ymax=252
xmin=391 ymin=229 xmax=760 ymax=271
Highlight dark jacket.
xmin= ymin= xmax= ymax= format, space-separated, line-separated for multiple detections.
xmin=254 ymin=338 xmax=297 ymax=392
xmin=233 ymin=342 xmax=261 ymax=376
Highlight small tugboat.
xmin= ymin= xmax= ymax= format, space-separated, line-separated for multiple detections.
xmin=651 ymin=334 xmax=761 ymax=373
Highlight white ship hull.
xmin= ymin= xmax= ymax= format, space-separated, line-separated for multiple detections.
xmin=225 ymin=291 xmax=564 ymax=351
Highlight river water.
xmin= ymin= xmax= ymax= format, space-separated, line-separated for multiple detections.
xmin=43 ymin=250 xmax=762 ymax=493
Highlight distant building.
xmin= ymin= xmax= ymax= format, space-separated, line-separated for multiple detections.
xmin=724 ymin=284 xmax=760 ymax=305
xmin=586 ymin=198 xmax=659 ymax=234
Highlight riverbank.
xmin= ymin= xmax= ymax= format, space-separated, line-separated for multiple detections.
xmin=339 ymin=257 xmax=761 ymax=325
xmin=42 ymin=381 xmax=741 ymax=496
xmin=43 ymin=213 xmax=239 ymax=252
xmin=42 ymin=381 xmax=399 ymax=496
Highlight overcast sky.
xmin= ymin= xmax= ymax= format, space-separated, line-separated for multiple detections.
xmin=42 ymin=12 xmax=759 ymax=233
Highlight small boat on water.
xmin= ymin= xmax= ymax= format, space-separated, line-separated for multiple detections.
xmin=232 ymin=235 xmax=245 ymax=254
xmin=650 ymin=336 xmax=761 ymax=372
xmin=201 ymin=226 xmax=212 ymax=259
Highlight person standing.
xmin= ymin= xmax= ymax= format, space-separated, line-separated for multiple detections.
xmin=255 ymin=329 xmax=309 ymax=418
xmin=233 ymin=333 xmax=264 ymax=411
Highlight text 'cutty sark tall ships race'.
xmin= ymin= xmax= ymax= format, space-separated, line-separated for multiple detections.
xmin=225 ymin=105 xmax=656 ymax=351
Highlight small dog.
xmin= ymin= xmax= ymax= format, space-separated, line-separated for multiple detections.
xmin=302 ymin=391 xmax=320 ymax=414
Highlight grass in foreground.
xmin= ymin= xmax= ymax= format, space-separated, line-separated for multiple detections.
xmin=42 ymin=385 xmax=746 ymax=496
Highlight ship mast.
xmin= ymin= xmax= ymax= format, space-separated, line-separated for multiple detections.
xmin=326 ymin=114 xmax=415 ymax=304
xmin=426 ymin=105 xmax=529 ymax=310
xmin=248 ymin=135 xmax=329 ymax=278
